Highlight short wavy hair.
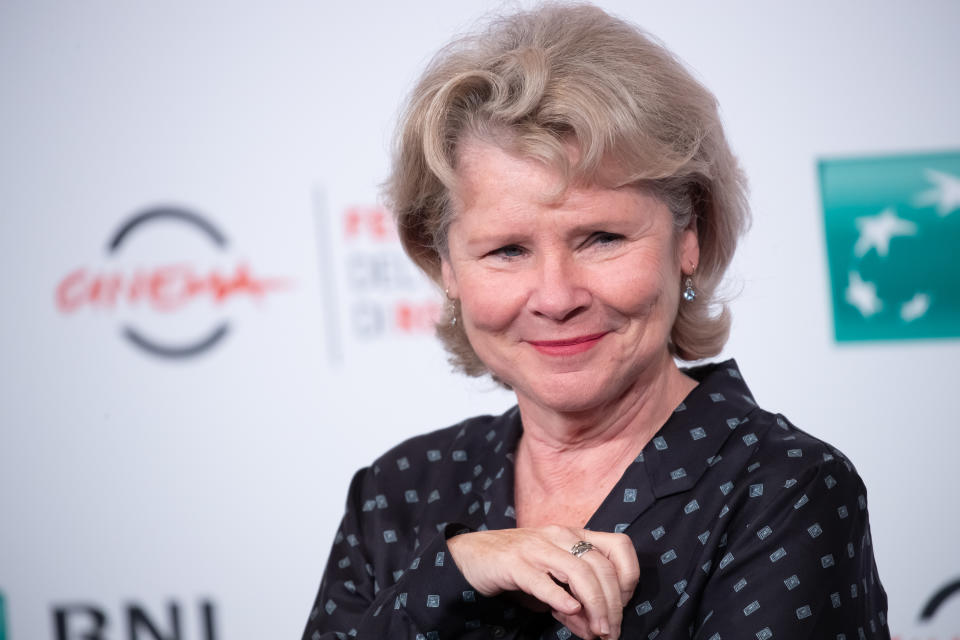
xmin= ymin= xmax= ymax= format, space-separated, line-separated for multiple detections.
xmin=385 ymin=2 xmax=749 ymax=377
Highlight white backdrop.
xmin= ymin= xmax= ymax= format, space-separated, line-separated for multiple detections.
xmin=1 ymin=1 xmax=959 ymax=639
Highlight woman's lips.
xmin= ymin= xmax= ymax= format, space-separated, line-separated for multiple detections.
xmin=527 ymin=332 xmax=608 ymax=356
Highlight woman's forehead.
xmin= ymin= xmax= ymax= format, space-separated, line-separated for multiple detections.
xmin=452 ymin=137 xmax=644 ymax=211
xmin=449 ymin=132 xmax=652 ymax=201
xmin=449 ymin=162 xmax=666 ymax=237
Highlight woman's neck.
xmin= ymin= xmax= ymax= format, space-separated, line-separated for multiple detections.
xmin=513 ymin=357 xmax=697 ymax=526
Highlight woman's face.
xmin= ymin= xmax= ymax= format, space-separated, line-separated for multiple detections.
xmin=441 ymin=141 xmax=699 ymax=415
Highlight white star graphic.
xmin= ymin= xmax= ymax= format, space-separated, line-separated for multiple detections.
xmin=853 ymin=207 xmax=917 ymax=258
xmin=900 ymin=292 xmax=931 ymax=322
xmin=845 ymin=271 xmax=882 ymax=317
xmin=914 ymin=169 xmax=960 ymax=216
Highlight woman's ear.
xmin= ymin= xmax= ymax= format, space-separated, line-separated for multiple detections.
xmin=679 ymin=225 xmax=700 ymax=275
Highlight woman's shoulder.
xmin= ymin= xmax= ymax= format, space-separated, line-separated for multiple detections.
xmin=712 ymin=405 xmax=873 ymax=538
xmin=682 ymin=360 xmax=870 ymax=513
xmin=743 ymin=407 xmax=864 ymax=488
xmin=688 ymin=359 xmax=865 ymax=486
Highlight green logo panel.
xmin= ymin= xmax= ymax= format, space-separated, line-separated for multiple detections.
xmin=819 ymin=151 xmax=960 ymax=342
xmin=0 ymin=590 xmax=6 ymax=640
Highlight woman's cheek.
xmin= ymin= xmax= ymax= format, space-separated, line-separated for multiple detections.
xmin=597 ymin=258 xmax=666 ymax=315
xmin=460 ymin=274 xmax=528 ymax=333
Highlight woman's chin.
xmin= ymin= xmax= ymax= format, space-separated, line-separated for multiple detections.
xmin=513 ymin=373 xmax=619 ymax=416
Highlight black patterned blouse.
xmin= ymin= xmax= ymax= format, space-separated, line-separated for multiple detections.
xmin=302 ymin=360 xmax=889 ymax=640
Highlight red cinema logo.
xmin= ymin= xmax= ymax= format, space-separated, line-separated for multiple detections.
xmin=56 ymin=206 xmax=290 ymax=358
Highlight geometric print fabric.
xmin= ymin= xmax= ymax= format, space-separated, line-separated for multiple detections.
xmin=302 ymin=359 xmax=889 ymax=639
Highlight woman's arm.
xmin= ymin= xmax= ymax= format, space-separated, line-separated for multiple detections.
xmin=301 ymin=468 xmax=510 ymax=640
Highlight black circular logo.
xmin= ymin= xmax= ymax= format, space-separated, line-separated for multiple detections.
xmin=106 ymin=206 xmax=231 ymax=359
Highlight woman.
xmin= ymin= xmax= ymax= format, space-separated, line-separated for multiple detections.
xmin=303 ymin=4 xmax=889 ymax=639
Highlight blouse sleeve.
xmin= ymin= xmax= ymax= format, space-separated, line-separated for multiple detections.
xmin=693 ymin=455 xmax=889 ymax=640
xmin=300 ymin=468 xmax=511 ymax=640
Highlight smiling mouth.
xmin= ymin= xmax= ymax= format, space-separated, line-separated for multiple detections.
xmin=527 ymin=332 xmax=608 ymax=356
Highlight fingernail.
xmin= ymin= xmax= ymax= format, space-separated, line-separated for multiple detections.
xmin=600 ymin=619 xmax=610 ymax=636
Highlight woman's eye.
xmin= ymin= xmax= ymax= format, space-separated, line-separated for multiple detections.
xmin=491 ymin=244 xmax=525 ymax=258
xmin=588 ymin=232 xmax=624 ymax=246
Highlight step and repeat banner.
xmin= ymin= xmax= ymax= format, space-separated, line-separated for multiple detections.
xmin=1 ymin=1 xmax=958 ymax=639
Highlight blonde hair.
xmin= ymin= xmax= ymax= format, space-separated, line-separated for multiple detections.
xmin=386 ymin=2 xmax=749 ymax=376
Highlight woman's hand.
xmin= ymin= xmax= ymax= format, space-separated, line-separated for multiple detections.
xmin=446 ymin=526 xmax=639 ymax=639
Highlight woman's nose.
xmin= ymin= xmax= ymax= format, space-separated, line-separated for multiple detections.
xmin=527 ymin=252 xmax=590 ymax=322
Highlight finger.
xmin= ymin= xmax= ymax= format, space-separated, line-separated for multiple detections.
xmin=583 ymin=531 xmax=641 ymax=605
xmin=579 ymin=548 xmax=625 ymax=638
xmin=520 ymin=570 xmax=582 ymax=616
xmin=556 ymin=551 xmax=613 ymax=638
xmin=552 ymin=609 xmax=596 ymax=640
